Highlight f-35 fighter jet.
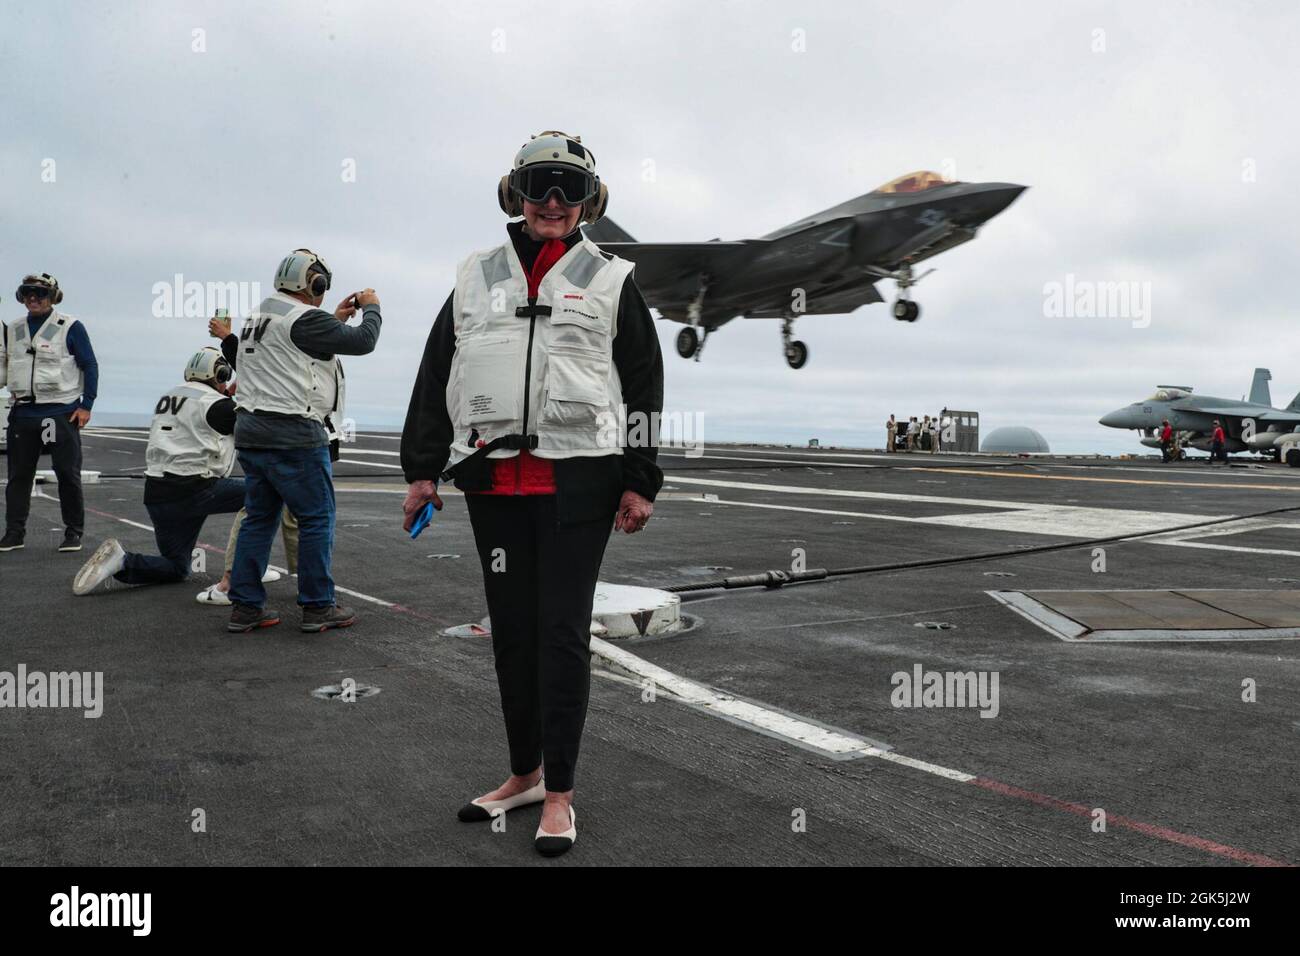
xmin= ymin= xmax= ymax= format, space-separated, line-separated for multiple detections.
xmin=584 ymin=170 xmax=1027 ymax=368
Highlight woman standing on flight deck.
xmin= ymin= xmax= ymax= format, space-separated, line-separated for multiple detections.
xmin=400 ymin=131 xmax=664 ymax=857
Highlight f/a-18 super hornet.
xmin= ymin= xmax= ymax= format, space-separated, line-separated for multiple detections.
xmin=1099 ymin=368 xmax=1300 ymax=462
xmin=583 ymin=170 xmax=1026 ymax=368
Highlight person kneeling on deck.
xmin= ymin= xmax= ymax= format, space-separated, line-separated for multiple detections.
xmin=73 ymin=349 xmax=245 ymax=594
xmin=225 ymin=249 xmax=380 ymax=634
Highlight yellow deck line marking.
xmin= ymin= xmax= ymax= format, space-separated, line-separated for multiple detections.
xmin=908 ymin=468 xmax=1300 ymax=492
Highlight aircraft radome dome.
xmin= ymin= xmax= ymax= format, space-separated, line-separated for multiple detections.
xmin=980 ymin=426 xmax=1051 ymax=454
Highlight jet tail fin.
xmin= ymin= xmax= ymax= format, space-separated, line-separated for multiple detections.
xmin=1287 ymin=391 xmax=1300 ymax=412
xmin=1249 ymin=367 xmax=1272 ymax=406
xmin=584 ymin=218 xmax=637 ymax=245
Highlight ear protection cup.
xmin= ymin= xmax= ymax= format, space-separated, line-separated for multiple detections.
xmin=214 ymin=359 xmax=233 ymax=384
xmin=309 ymin=272 xmax=329 ymax=297
xmin=583 ymin=182 xmax=609 ymax=224
xmin=498 ymin=175 xmax=523 ymax=217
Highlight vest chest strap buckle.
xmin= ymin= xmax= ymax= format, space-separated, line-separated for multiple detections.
xmin=514 ymin=304 xmax=553 ymax=319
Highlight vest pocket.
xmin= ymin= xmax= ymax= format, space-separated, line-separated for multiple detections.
xmin=460 ymin=335 xmax=522 ymax=425
xmin=33 ymin=356 xmax=65 ymax=389
xmin=548 ymin=303 xmax=611 ymax=351
xmin=541 ymin=345 xmax=608 ymax=427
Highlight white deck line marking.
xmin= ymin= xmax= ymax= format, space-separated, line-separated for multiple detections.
xmin=1158 ymin=540 xmax=1300 ymax=558
xmin=857 ymin=747 xmax=976 ymax=782
xmin=591 ymin=636 xmax=976 ymax=777
xmin=336 ymin=448 xmax=401 ymax=457
xmin=665 ymin=475 xmax=1243 ymax=539
xmin=337 ymin=459 xmax=403 ymax=469
xmin=591 ymin=637 xmax=883 ymax=756
xmin=668 ymin=474 xmax=1043 ymax=509
xmin=82 ymin=431 xmax=150 ymax=443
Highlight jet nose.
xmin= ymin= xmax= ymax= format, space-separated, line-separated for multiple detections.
xmin=1099 ymin=409 xmax=1129 ymax=428
xmin=976 ymin=183 xmax=1028 ymax=219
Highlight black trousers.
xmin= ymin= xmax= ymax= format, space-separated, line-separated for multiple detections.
xmin=4 ymin=413 xmax=84 ymax=536
xmin=466 ymin=493 xmax=614 ymax=793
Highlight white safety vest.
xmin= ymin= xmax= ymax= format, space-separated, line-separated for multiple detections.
xmin=317 ymin=357 xmax=346 ymax=442
xmin=144 ymin=383 xmax=236 ymax=479
xmin=1 ymin=312 xmax=85 ymax=405
xmin=446 ymin=236 xmax=635 ymax=470
xmin=234 ymin=292 xmax=337 ymax=423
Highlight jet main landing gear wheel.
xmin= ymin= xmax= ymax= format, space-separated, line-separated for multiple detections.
xmin=779 ymin=314 xmax=808 ymax=369
xmin=676 ymin=326 xmax=700 ymax=359
xmin=893 ymin=299 xmax=920 ymax=322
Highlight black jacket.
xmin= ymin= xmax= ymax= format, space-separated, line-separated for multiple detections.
xmin=401 ymin=222 xmax=664 ymax=524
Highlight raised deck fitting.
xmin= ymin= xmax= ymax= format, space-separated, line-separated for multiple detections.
xmin=991 ymin=588 xmax=1300 ymax=642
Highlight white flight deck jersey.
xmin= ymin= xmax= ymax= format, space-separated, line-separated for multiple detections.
xmin=235 ymin=291 xmax=339 ymax=423
xmin=446 ymin=235 xmax=634 ymax=472
xmin=1 ymin=312 xmax=85 ymax=405
xmin=144 ymin=383 xmax=236 ymax=479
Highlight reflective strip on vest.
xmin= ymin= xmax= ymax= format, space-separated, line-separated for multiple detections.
xmin=4 ymin=312 xmax=84 ymax=405
xmin=447 ymin=236 xmax=634 ymax=469
xmin=144 ymin=383 xmax=236 ymax=479
xmin=234 ymin=292 xmax=332 ymax=423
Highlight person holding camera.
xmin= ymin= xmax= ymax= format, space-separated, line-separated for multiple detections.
xmin=225 ymin=249 xmax=380 ymax=634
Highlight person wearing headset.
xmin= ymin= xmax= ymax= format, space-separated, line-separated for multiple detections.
xmin=71 ymin=348 xmax=243 ymax=593
xmin=400 ymin=131 xmax=664 ymax=857
xmin=225 ymin=250 xmax=380 ymax=634
xmin=0 ymin=272 xmax=99 ymax=554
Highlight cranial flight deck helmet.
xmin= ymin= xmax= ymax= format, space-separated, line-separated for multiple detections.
xmin=498 ymin=130 xmax=608 ymax=224
xmin=274 ymin=249 xmax=333 ymax=297
xmin=15 ymin=272 xmax=63 ymax=304
xmin=184 ymin=347 xmax=233 ymax=386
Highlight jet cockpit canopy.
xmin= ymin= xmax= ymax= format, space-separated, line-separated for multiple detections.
xmin=873 ymin=170 xmax=957 ymax=194
xmin=1146 ymin=385 xmax=1193 ymax=402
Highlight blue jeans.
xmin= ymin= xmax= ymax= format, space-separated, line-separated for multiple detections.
xmin=229 ymin=446 xmax=335 ymax=609
xmin=118 ymin=478 xmax=248 ymax=585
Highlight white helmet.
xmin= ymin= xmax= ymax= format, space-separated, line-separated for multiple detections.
xmin=498 ymin=130 xmax=608 ymax=224
xmin=274 ymin=248 xmax=332 ymax=296
xmin=184 ymin=347 xmax=232 ymax=386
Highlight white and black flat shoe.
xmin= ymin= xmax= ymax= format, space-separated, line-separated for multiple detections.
xmin=457 ymin=780 xmax=546 ymax=822
xmin=534 ymin=805 xmax=576 ymax=857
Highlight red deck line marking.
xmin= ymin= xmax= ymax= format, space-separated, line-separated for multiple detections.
xmin=969 ymin=777 xmax=1292 ymax=867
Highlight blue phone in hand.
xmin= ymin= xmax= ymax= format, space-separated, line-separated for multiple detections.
xmin=409 ymin=501 xmax=437 ymax=539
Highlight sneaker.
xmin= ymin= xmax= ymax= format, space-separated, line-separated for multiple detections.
xmin=72 ymin=539 xmax=127 ymax=595
xmin=196 ymin=584 xmax=232 ymax=606
xmin=262 ymin=568 xmax=282 ymax=583
xmin=301 ymin=604 xmax=356 ymax=633
xmin=0 ymin=531 xmax=24 ymax=552
xmin=59 ymin=531 xmax=83 ymax=552
xmin=227 ymin=604 xmax=281 ymax=633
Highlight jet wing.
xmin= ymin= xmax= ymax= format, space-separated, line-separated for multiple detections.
xmin=1171 ymin=403 xmax=1300 ymax=424
xmin=584 ymin=240 xmax=762 ymax=302
xmin=745 ymin=281 xmax=883 ymax=317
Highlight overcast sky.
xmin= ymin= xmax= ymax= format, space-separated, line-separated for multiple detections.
xmin=3 ymin=0 xmax=1296 ymax=454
